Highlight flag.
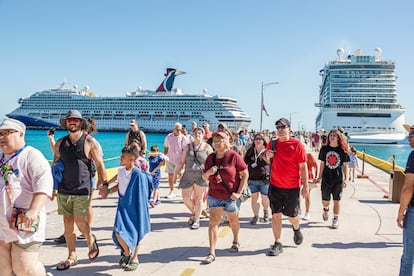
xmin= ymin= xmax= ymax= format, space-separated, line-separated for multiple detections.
xmin=262 ymin=104 xmax=269 ymax=117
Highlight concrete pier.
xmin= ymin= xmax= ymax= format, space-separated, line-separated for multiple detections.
xmin=40 ymin=156 xmax=403 ymax=275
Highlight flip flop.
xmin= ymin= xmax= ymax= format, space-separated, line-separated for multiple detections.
xmin=56 ymin=256 xmax=78 ymax=270
xmin=88 ymin=234 xmax=99 ymax=260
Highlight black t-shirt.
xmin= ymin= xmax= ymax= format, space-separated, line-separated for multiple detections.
xmin=405 ymin=150 xmax=414 ymax=206
xmin=244 ymin=147 xmax=267 ymax=180
xmin=318 ymin=145 xmax=350 ymax=185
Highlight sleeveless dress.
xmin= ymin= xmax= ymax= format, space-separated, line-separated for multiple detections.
xmin=179 ymin=143 xmax=209 ymax=189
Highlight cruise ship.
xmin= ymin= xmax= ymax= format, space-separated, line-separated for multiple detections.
xmin=6 ymin=68 xmax=251 ymax=133
xmin=315 ymin=48 xmax=406 ymax=144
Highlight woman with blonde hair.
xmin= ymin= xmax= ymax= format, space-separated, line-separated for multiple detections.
xmin=201 ymin=132 xmax=248 ymax=264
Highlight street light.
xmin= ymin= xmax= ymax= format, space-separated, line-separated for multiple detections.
xmin=260 ymin=81 xmax=279 ymax=132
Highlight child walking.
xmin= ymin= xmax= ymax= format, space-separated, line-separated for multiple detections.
xmin=348 ymin=147 xmax=358 ymax=182
xmin=148 ymin=145 xmax=168 ymax=206
xmin=100 ymin=145 xmax=152 ymax=271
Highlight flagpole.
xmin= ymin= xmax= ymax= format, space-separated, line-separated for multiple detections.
xmin=260 ymin=81 xmax=279 ymax=132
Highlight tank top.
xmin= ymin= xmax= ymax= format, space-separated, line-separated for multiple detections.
xmin=185 ymin=142 xmax=209 ymax=171
xmin=58 ymin=133 xmax=92 ymax=195
xmin=127 ymin=129 xmax=142 ymax=145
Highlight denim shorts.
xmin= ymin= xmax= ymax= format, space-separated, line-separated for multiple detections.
xmin=248 ymin=180 xmax=269 ymax=195
xmin=208 ymin=195 xmax=241 ymax=213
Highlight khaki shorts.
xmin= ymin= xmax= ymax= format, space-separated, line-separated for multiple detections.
xmin=165 ymin=162 xmax=183 ymax=174
xmin=13 ymin=241 xmax=42 ymax=252
xmin=57 ymin=194 xmax=91 ymax=216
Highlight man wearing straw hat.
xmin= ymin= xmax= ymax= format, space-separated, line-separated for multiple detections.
xmin=397 ymin=123 xmax=414 ymax=275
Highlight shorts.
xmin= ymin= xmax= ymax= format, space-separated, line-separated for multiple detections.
xmin=165 ymin=162 xmax=183 ymax=174
xmin=208 ymin=195 xmax=241 ymax=213
xmin=12 ymin=241 xmax=42 ymax=252
xmin=321 ymin=182 xmax=343 ymax=201
xmin=152 ymin=172 xmax=161 ymax=189
xmin=268 ymin=185 xmax=300 ymax=217
xmin=57 ymin=194 xmax=91 ymax=216
xmin=179 ymin=170 xmax=208 ymax=189
xmin=248 ymin=180 xmax=269 ymax=195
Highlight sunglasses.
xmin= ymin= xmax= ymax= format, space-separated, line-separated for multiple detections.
xmin=66 ymin=118 xmax=80 ymax=123
xmin=0 ymin=130 xmax=18 ymax=138
xmin=275 ymin=125 xmax=287 ymax=130
xmin=255 ymin=137 xmax=263 ymax=141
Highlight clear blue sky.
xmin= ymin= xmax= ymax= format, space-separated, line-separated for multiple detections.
xmin=1 ymin=1 xmax=413 ymax=131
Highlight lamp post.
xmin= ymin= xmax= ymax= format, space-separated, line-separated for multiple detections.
xmin=289 ymin=112 xmax=299 ymax=131
xmin=260 ymin=81 xmax=279 ymax=132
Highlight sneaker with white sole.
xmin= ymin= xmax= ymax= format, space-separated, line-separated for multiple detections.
xmin=332 ymin=218 xmax=339 ymax=229
xmin=166 ymin=191 xmax=176 ymax=199
xmin=302 ymin=212 xmax=310 ymax=221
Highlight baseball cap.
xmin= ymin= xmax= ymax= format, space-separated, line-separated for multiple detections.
xmin=275 ymin=117 xmax=290 ymax=127
xmin=212 ymin=131 xmax=229 ymax=141
xmin=0 ymin=118 xmax=26 ymax=133
xmin=59 ymin=110 xmax=86 ymax=129
xmin=130 ymin=120 xmax=137 ymax=126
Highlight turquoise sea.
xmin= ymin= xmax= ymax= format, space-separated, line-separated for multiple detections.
xmin=23 ymin=130 xmax=412 ymax=169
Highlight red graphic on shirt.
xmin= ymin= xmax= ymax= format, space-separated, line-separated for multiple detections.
xmin=326 ymin=151 xmax=340 ymax=169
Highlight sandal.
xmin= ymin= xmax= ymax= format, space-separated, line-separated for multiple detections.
xmin=56 ymin=256 xmax=79 ymax=270
xmin=88 ymin=234 xmax=99 ymax=260
xmin=202 ymin=253 xmax=216 ymax=264
xmin=229 ymin=241 xmax=240 ymax=253
xmin=124 ymin=260 xmax=139 ymax=271
xmin=188 ymin=214 xmax=195 ymax=225
xmin=119 ymin=254 xmax=131 ymax=268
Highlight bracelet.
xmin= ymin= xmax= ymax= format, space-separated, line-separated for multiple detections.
xmin=102 ymin=182 xmax=109 ymax=187
xmin=109 ymin=188 xmax=113 ymax=194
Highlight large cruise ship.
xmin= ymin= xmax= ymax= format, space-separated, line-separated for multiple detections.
xmin=315 ymin=48 xmax=406 ymax=144
xmin=6 ymin=68 xmax=251 ymax=133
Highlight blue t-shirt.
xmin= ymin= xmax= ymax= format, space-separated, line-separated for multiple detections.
xmin=149 ymin=155 xmax=164 ymax=173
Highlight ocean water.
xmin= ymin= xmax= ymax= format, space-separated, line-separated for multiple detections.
xmin=21 ymin=130 xmax=413 ymax=169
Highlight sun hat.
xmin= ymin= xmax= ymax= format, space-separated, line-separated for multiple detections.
xmin=174 ymin=122 xmax=182 ymax=130
xmin=59 ymin=110 xmax=86 ymax=129
xmin=0 ymin=118 xmax=26 ymax=133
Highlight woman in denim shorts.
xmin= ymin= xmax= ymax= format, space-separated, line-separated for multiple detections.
xmin=201 ymin=132 xmax=248 ymax=264
xmin=244 ymin=133 xmax=270 ymax=225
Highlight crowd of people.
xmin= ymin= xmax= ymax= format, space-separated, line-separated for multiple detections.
xmin=1 ymin=111 xmax=414 ymax=274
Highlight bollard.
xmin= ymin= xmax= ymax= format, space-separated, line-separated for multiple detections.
xmin=357 ymin=149 xmax=369 ymax=178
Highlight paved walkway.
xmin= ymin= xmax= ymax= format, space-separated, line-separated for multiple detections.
xmin=40 ymin=155 xmax=403 ymax=275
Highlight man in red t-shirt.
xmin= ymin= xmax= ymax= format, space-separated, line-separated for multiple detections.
xmin=264 ymin=117 xmax=309 ymax=256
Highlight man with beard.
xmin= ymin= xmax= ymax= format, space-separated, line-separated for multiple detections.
xmin=53 ymin=110 xmax=107 ymax=270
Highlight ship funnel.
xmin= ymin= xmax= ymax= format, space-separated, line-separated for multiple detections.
xmin=156 ymin=68 xmax=186 ymax=92
xmin=374 ymin=48 xmax=382 ymax=60
xmin=355 ymin=49 xmax=362 ymax=56
xmin=337 ymin=48 xmax=345 ymax=61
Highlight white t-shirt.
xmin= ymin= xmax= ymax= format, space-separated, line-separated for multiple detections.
xmin=0 ymin=146 xmax=53 ymax=243
xmin=117 ymin=166 xmax=133 ymax=196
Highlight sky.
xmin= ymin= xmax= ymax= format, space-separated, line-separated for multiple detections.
xmin=1 ymin=1 xmax=413 ymax=132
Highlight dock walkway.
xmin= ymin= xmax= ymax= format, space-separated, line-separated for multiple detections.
xmin=40 ymin=153 xmax=403 ymax=275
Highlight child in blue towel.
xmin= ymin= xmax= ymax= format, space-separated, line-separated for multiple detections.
xmin=100 ymin=145 xmax=152 ymax=271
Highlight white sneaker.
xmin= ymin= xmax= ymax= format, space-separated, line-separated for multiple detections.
xmin=302 ymin=212 xmax=310 ymax=221
xmin=166 ymin=191 xmax=176 ymax=199
xmin=332 ymin=218 xmax=339 ymax=229
xmin=322 ymin=210 xmax=329 ymax=221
